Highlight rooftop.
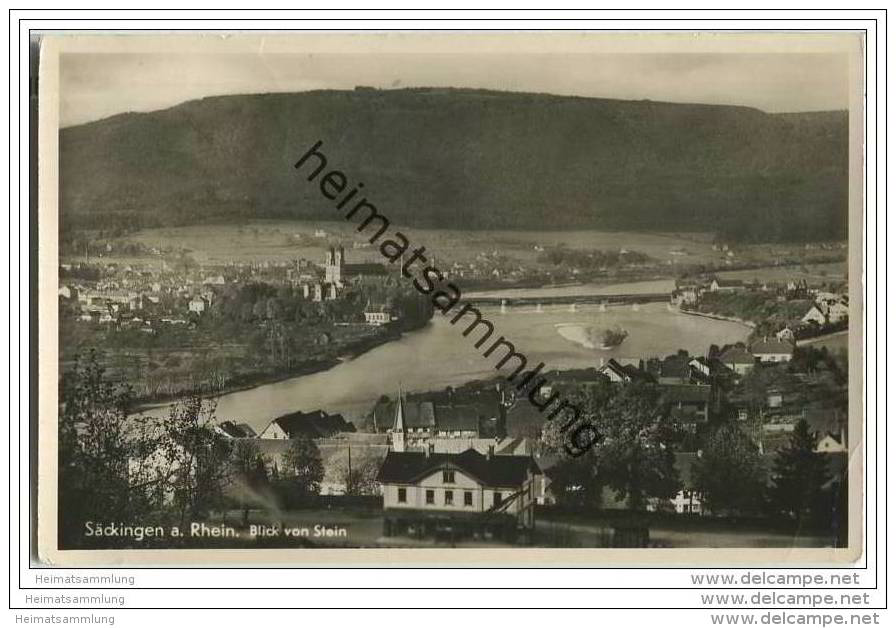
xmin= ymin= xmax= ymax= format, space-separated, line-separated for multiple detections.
xmin=377 ymin=448 xmax=540 ymax=487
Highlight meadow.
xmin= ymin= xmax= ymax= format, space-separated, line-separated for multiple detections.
xmin=102 ymin=220 xmax=846 ymax=275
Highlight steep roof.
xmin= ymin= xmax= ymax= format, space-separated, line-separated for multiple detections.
xmin=218 ymin=420 xmax=255 ymax=438
xmin=598 ymin=359 xmax=626 ymax=378
xmin=235 ymin=423 xmax=257 ymax=438
xmin=658 ymin=356 xmax=691 ymax=379
xmin=712 ymin=278 xmax=744 ymax=288
xmin=393 ymin=393 xmax=406 ymax=432
xmin=270 ymin=410 xmax=355 ymax=439
xmin=434 ymin=403 xmax=480 ymax=432
xmin=377 ymin=448 xmax=540 ymax=487
xmin=719 ymin=346 xmax=755 ymax=365
xmin=374 ymin=389 xmax=502 ymax=433
xmin=599 ymin=358 xmax=652 ymax=382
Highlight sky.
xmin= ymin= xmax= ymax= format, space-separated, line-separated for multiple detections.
xmin=59 ymin=51 xmax=850 ymax=127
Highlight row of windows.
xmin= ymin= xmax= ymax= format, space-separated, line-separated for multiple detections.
xmin=396 ymin=488 xmax=503 ymax=507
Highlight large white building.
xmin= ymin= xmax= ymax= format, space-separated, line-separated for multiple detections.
xmin=377 ymin=446 xmax=541 ymax=539
xmin=378 ymin=392 xmax=540 ymax=540
xmin=750 ymin=338 xmax=795 ymax=363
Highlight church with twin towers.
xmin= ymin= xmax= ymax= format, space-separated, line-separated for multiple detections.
xmin=323 ymin=244 xmax=387 ymax=288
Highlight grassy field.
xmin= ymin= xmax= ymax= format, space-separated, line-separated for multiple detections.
xmin=716 ymin=261 xmax=848 ymax=284
xmin=800 ymin=331 xmax=849 ymax=353
xmin=87 ymin=220 xmax=849 ymax=277
xmin=120 ymin=220 xmax=721 ymax=265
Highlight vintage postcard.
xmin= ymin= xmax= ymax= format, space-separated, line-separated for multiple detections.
xmin=36 ymin=32 xmax=866 ymax=566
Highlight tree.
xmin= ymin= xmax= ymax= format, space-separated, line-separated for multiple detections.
xmin=331 ymin=448 xmax=383 ymax=496
xmin=539 ymin=381 xmax=611 ymax=456
xmin=159 ymin=396 xmax=233 ymax=527
xmin=281 ymin=435 xmax=325 ymax=501
xmin=693 ymin=423 xmax=766 ymax=516
xmin=545 ymin=454 xmax=603 ymax=510
xmin=768 ymin=419 xmax=832 ymax=526
xmin=230 ymin=439 xmax=270 ymax=526
xmin=592 ymin=382 xmax=680 ymax=510
xmin=541 ymin=381 xmax=678 ymax=511
xmin=58 ymin=351 xmax=166 ymax=548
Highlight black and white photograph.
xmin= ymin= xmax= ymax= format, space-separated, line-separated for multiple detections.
xmin=37 ymin=32 xmax=864 ymax=564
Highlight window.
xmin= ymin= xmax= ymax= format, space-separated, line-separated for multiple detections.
xmin=442 ymin=470 xmax=455 ymax=483
xmin=444 ymin=490 xmax=454 ymax=506
xmin=397 ymin=488 xmax=407 ymax=503
xmin=425 ymin=490 xmax=434 ymax=505
xmin=493 ymin=492 xmax=503 ymax=507
xmin=464 ymin=491 xmax=473 ymax=506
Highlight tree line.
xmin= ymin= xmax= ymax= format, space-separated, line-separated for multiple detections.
xmin=58 ymin=351 xmax=378 ymax=549
xmin=542 ymin=380 xmax=845 ymax=535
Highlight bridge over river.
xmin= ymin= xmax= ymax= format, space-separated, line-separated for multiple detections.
xmin=466 ymin=292 xmax=672 ymax=307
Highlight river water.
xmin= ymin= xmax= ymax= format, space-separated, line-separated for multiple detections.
xmin=160 ymin=280 xmax=749 ymax=433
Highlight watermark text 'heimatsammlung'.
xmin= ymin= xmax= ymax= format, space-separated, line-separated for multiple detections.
xmin=295 ymin=139 xmax=601 ymax=456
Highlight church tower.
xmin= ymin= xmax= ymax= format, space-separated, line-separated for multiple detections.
xmin=324 ymin=245 xmax=343 ymax=286
xmin=391 ymin=388 xmax=406 ymax=452
xmin=324 ymin=245 xmax=343 ymax=285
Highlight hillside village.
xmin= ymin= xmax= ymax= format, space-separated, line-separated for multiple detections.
xmin=58 ymin=244 xmax=434 ymax=400
xmin=58 ymin=237 xmax=850 ymax=548
xmin=148 ymin=308 xmax=847 ymax=545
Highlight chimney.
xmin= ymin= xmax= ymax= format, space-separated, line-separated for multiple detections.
xmin=487 ymin=445 xmax=494 ymax=460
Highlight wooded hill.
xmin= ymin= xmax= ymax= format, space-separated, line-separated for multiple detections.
xmin=60 ymin=88 xmax=849 ymax=242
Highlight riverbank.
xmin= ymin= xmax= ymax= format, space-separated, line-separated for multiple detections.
xmin=679 ymin=308 xmax=757 ymax=328
xmin=132 ymin=319 xmax=428 ymax=413
xmin=138 ymin=296 xmax=753 ymax=430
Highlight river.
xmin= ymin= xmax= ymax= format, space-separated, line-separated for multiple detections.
xmin=141 ymin=280 xmax=749 ymax=433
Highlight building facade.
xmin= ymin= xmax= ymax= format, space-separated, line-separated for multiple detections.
xmin=377 ymin=446 xmax=541 ymax=541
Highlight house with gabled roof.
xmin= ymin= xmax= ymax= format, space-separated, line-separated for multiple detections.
xmin=655 ymin=355 xmax=692 ymax=385
xmin=802 ymin=302 xmax=830 ymax=325
xmin=372 ymin=387 xmax=505 ymax=443
xmin=259 ymin=410 xmax=355 ymax=440
xmin=597 ymin=358 xmax=652 ymax=384
xmin=661 ymin=384 xmax=713 ymax=427
xmin=709 ymin=278 xmax=746 ymax=292
xmin=718 ymin=345 xmax=756 ymax=375
xmin=215 ymin=420 xmax=257 ymax=439
xmin=750 ymin=338 xmax=795 ymax=363
xmin=376 ymin=445 xmax=541 ymax=539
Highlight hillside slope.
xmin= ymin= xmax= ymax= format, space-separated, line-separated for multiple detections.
xmin=59 ymin=88 xmax=849 ymax=242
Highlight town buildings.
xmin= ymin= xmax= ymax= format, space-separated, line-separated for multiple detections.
xmin=363 ymin=302 xmax=396 ymax=326
xmin=373 ymin=388 xmax=507 ymax=444
xmin=324 ymin=245 xmax=387 ymax=288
